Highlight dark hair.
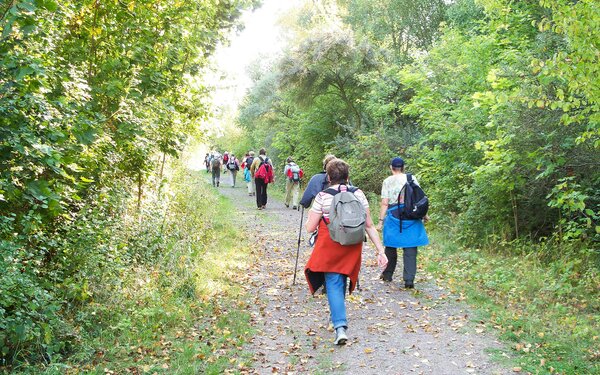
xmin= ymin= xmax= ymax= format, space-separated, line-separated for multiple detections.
xmin=392 ymin=166 xmax=405 ymax=173
xmin=326 ymin=159 xmax=349 ymax=185
xmin=259 ymin=148 xmax=266 ymax=155
xmin=286 ymin=156 xmax=293 ymax=163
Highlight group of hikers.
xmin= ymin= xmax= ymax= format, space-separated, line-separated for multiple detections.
xmin=204 ymin=148 xmax=304 ymax=210
xmin=299 ymin=154 xmax=429 ymax=345
xmin=206 ymin=150 xmax=430 ymax=346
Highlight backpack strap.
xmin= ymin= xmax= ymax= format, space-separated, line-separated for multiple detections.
xmin=324 ymin=184 xmax=357 ymax=196
xmin=396 ymin=174 xmax=412 ymax=233
xmin=324 ymin=188 xmax=339 ymax=196
xmin=396 ymin=174 xmax=411 ymax=204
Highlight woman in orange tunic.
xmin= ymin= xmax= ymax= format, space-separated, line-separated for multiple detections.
xmin=305 ymin=159 xmax=387 ymax=345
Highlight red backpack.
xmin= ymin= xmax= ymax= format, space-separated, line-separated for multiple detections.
xmin=254 ymin=157 xmax=274 ymax=183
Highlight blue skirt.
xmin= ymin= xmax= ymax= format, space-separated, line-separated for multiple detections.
xmin=383 ymin=205 xmax=429 ymax=248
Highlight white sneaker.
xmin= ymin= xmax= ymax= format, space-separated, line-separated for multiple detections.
xmin=334 ymin=327 xmax=348 ymax=345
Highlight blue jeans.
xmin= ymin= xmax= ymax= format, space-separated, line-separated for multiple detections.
xmin=324 ymin=272 xmax=348 ymax=329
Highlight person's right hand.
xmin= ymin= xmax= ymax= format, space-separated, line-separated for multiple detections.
xmin=376 ymin=252 xmax=388 ymax=270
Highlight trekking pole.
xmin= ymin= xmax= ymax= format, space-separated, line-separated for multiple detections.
xmin=292 ymin=206 xmax=304 ymax=285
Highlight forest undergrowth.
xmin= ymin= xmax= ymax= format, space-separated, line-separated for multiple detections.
xmin=422 ymin=233 xmax=599 ymax=374
xmin=3 ymin=162 xmax=255 ymax=374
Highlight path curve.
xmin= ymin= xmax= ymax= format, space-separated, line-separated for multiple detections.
xmin=213 ymin=174 xmax=510 ymax=375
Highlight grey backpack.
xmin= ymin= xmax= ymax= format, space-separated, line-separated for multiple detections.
xmin=325 ymin=186 xmax=366 ymax=245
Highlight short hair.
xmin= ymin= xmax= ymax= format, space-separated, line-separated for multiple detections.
xmin=259 ymin=148 xmax=266 ymax=155
xmin=249 ymin=151 xmax=255 ymax=156
xmin=322 ymin=154 xmax=336 ymax=171
xmin=326 ymin=159 xmax=349 ymax=185
xmin=286 ymin=156 xmax=293 ymax=163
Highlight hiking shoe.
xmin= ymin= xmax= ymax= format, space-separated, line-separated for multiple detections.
xmin=334 ymin=327 xmax=348 ymax=345
xmin=285 ymin=203 xmax=289 ymax=208
xmin=379 ymin=274 xmax=392 ymax=282
xmin=404 ymin=283 xmax=414 ymax=289
xmin=292 ymin=206 xmax=298 ymax=210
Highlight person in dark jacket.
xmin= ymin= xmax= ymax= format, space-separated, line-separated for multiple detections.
xmin=299 ymin=154 xmax=337 ymax=209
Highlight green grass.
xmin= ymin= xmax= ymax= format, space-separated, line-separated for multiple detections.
xmin=421 ymin=233 xmax=600 ymax=374
xmin=7 ymin=166 xmax=255 ymax=374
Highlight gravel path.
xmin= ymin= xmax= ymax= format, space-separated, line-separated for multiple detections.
xmin=212 ymin=173 xmax=511 ymax=375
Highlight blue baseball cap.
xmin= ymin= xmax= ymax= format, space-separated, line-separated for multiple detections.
xmin=391 ymin=157 xmax=405 ymax=168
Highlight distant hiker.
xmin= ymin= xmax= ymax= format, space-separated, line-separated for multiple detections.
xmin=210 ymin=153 xmax=222 ymax=187
xmin=241 ymin=153 xmax=249 ymax=170
xmin=227 ymin=153 xmax=240 ymax=187
xmin=284 ymin=157 xmax=303 ymax=209
xmin=304 ymin=159 xmax=387 ymax=345
xmin=204 ymin=153 xmax=210 ymax=173
xmin=241 ymin=152 xmax=250 ymax=189
xmin=250 ymin=148 xmax=274 ymax=210
xmin=376 ymin=157 xmax=429 ymax=288
xmin=222 ymin=152 xmax=229 ymax=174
xmin=244 ymin=151 xmax=256 ymax=196
xmin=299 ymin=154 xmax=337 ymax=209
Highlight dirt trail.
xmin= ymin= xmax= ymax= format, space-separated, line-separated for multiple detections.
xmin=213 ymin=173 xmax=510 ymax=375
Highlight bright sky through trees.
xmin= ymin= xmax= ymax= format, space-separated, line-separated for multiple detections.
xmin=207 ymin=0 xmax=302 ymax=114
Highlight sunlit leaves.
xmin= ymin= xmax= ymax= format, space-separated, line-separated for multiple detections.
xmin=0 ymin=0 xmax=256 ymax=365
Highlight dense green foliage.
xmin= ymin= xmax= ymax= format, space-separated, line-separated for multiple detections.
xmin=230 ymin=1 xmax=599 ymax=372
xmin=423 ymin=235 xmax=600 ymax=374
xmin=234 ymin=0 xmax=599 ymax=249
xmin=8 ymin=163 xmax=253 ymax=374
xmin=2 ymin=0 xmax=599 ymax=372
xmin=0 ymin=0 xmax=255 ymax=367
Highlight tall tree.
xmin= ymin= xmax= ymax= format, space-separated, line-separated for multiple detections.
xmin=338 ymin=0 xmax=447 ymax=57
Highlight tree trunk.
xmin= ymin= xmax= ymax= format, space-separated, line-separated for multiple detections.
xmin=511 ymin=191 xmax=519 ymax=239
xmin=87 ymin=0 xmax=100 ymax=80
xmin=159 ymin=152 xmax=166 ymax=181
xmin=1 ymin=0 xmax=16 ymax=22
xmin=137 ymin=170 xmax=143 ymax=212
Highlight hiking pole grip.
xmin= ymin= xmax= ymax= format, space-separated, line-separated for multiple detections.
xmin=292 ymin=206 xmax=304 ymax=286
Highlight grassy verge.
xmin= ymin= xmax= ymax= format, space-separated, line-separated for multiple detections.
xmin=9 ymin=165 xmax=254 ymax=374
xmin=422 ymin=234 xmax=599 ymax=374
